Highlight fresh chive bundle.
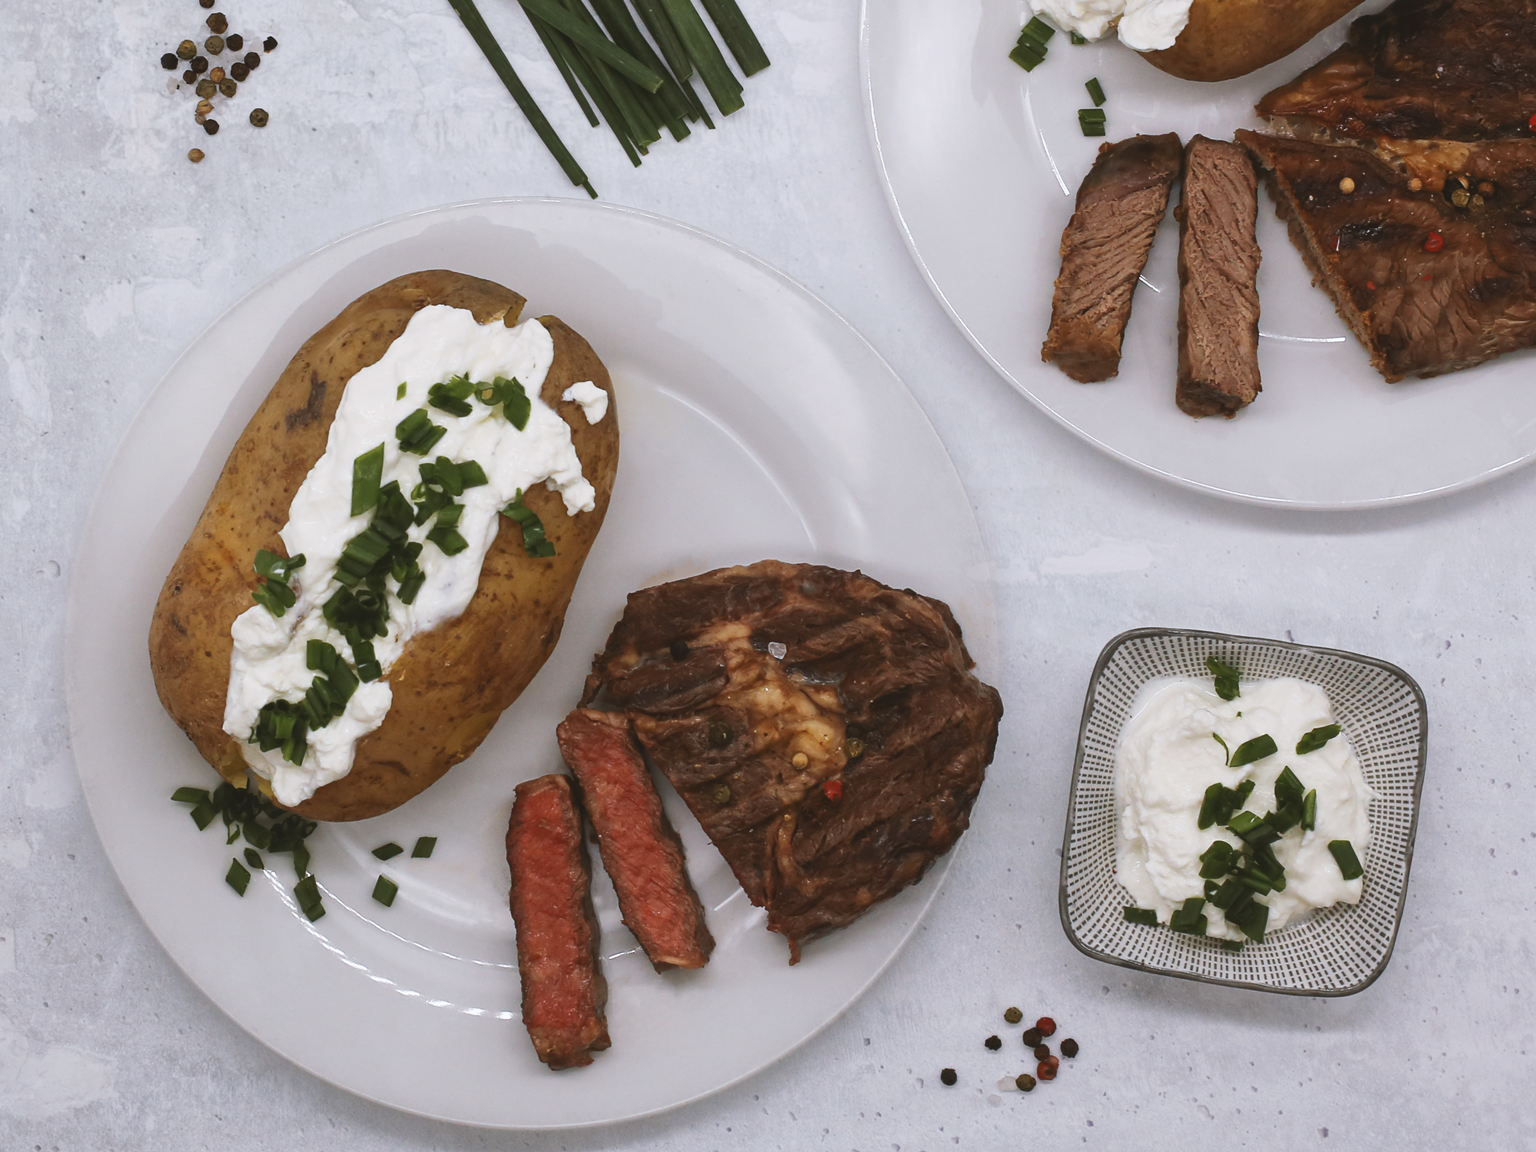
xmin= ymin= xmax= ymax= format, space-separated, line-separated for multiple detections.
xmin=1009 ymin=16 xmax=1054 ymax=71
xmin=450 ymin=0 xmax=768 ymax=190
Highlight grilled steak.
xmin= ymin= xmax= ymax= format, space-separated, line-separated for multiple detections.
xmin=556 ymin=709 xmax=715 ymax=971
xmin=1239 ymin=131 xmax=1536 ymax=379
xmin=1043 ymin=133 xmax=1184 ymax=383
xmin=583 ymin=561 xmax=1003 ymax=964
xmin=1176 ymin=137 xmax=1263 ymax=417
xmin=506 ymin=774 xmax=610 ymax=1070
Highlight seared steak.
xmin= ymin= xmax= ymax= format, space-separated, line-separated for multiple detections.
xmin=556 ymin=709 xmax=715 ymax=971
xmin=506 ymin=774 xmax=610 ymax=1070
xmin=583 ymin=561 xmax=1003 ymax=964
xmin=1239 ymin=131 xmax=1536 ymax=379
xmin=1043 ymin=133 xmax=1184 ymax=383
xmin=1176 ymin=137 xmax=1263 ymax=417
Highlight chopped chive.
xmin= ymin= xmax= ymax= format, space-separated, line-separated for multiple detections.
xmin=411 ymin=836 xmax=437 ymax=859
xmin=1220 ymin=939 xmax=1245 ymax=952
xmin=244 ymin=847 xmax=265 ymax=870
xmin=225 ymin=823 xmax=241 ymax=845
xmin=1227 ymin=810 xmax=1281 ymax=846
xmin=501 ymin=489 xmax=557 ymax=557
xmin=1198 ymin=840 xmax=1236 ymax=879
xmin=1069 ymin=30 xmax=1087 ymax=43
xmin=1009 ymin=41 xmax=1045 ymax=71
xmin=1211 ymin=732 xmax=1230 ymax=763
xmin=1328 ymin=840 xmax=1364 ymax=880
xmin=1227 ymin=734 xmax=1277 ymax=768
xmin=1208 ymin=877 xmax=1245 ymax=910
xmin=294 ymin=873 xmax=325 ymax=920
xmin=1197 ymin=782 xmax=1226 ymax=830
xmin=172 ymin=786 xmax=211 ymax=805
xmin=1297 ymin=723 xmax=1341 ymax=755
xmin=1021 ymin=16 xmax=1056 ymax=43
xmin=350 ymin=443 xmax=385 ymax=517
xmin=1274 ymin=766 xmax=1305 ymax=809
xmin=189 ymin=802 xmax=217 ymax=831
xmin=1123 ymin=906 xmax=1158 ymax=926
xmin=372 ymin=875 xmax=399 ymax=907
xmin=226 ymin=858 xmax=251 ymax=896
xmin=1168 ymin=897 xmax=1208 ymax=935
xmin=373 ymin=842 xmax=405 ymax=860
xmin=1085 ymin=76 xmax=1105 ymax=106
xmin=293 ymin=842 xmax=311 ymax=880
xmin=1227 ymin=897 xmax=1270 ymax=942
xmin=427 ymin=525 xmax=469 ymax=556
xmin=1302 ymin=789 xmax=1318 ymax=831
xmin=1077 ymin=108 xmax=1107 ymax=122
xmin=396 ymin=381 xmax=408 ymax=400
xmin=1206 ymin=656 xmax=1240 ymax=701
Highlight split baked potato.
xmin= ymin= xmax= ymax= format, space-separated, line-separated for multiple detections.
xmin=1139 ymin=0 xmax=1363 ymax=81
xmin=148 ymin=270 xmax=619 ymax=822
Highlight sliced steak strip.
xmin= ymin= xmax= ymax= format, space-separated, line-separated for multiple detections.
xmin=1239 ymin=130 xmax=1536 ymax=380
xmin=1042 ymin=133 xmax=1184 ymax=383
xmin=556 ymin=709 xmax=715 ymax=972
xmin=506 ymin=774 xmax=610 ymax=1070
xmin=1176 ymin=136 xmax=1263 ymax=418
xmin=587 ymin=561 xmax=1003 ymax=964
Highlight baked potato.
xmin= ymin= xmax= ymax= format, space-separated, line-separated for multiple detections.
xmin=148 ymin=270 xmax=619 ymax=822
xmin=1139 ymin=0 xmax=1363 ymax=81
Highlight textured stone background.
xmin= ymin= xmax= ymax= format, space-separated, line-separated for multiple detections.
xmin=2 ymin=0 xmax=1532 ymax=1148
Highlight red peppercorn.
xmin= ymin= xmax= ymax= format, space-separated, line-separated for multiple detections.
xmin=1529 ymin=112 xmax=1536 ymax=131
xmin=1037 ymin=1059 xmax=1058 ymax=1081
xmin=823 ymin=779 xmax=843 ymax=802
xmin=1035 ymin=1017 xmax=1057 ymax=1038
xmin=1424 ymin=231 xmax=1445 ymax=252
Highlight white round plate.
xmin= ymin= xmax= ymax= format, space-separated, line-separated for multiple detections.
xmin=66 ymin=199 xmax=995 ymax=1128
xmin=862 ymin=0 xmax=1536 ymax=508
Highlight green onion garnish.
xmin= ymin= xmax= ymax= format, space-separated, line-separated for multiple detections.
xmin=1206 ymin=657 xmax=1240 ymax=701
xmin=1168 ymin=897 xmax=1208 ymax=935
xmin=1227 ymin=734 xmax=1277 ymax=768
xmin=482 ymin=376 xmax=530 ymax=429
xmin=1069 ymin=30 xmax=1087 ymax=43
xmin=427 ymin=525 xmax=469 ymax=556
xmin=396 ymin=408 xmax=447 ymax=456
xmin=1021 ymin=16 xmax=1055 ymax=43
xmin=1302 ymin=788 xmax=1317 ymax=831
xmin=373 ymin=842 xmax=405 ymax=860
xmin=243 ymin=847 xmax=264 ymax=870
xmin=1220 ymin=939 xmax=1244 ymax=952
xmin=412 ymin=836 xmax=437 ymax=859
xmin=292 ymin=841 xmax=311 ymax=880
xmin=1009 ymin=40 xmax=1046 ymax=71
xmin=1226 ymin=897 xmax=1269 ymax=942
xmin=1208 ymin=877 xmax=1245 ymax=910
xmin=294 ymin=873 xmax=325 ymax=921
xmin=351 ymin=443 xmax=385 ymax=517
xmin=1198 ymin=840 xmax=1236 ymax=878
xmin=372 ymin=875 xmax=399 ymax=907
xmin=1328 ymin=840 xmax=1364 ymax=880
xmin=1296 ymin=724 xmax=1341 ymax=755
xmin=428 ymin=378 xmax=476 ymax=418
xmin=1085 ymin=77 xmax=1106 ymax=106
xmin=1227 ymin=810 xmax=1280 ymax=846
xmin=226 ymin=858 xmax=251 ymax=896
xmin=189 ymin=801 xmax=217 ymax=830
xmin=500 ymin=489 xmax=557 ymax=557
xmin=1274 ymin=766 xmax=1305 ymax=808
xmin=1123 ymin=906 xmax=1158 ymax=926
xmin=171 ymin=787 xmax=210 ymax=805
xmin=396 ymin=382 xmax=408 ymax=400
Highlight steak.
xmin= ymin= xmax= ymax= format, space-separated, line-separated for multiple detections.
xmin=556 ymin=709 xmax=715 ymax=971
xmin=1042 ymin=133 xmax=1184 ymax=383
xmin=1238 ymin=130 xmax=1536 ymax=379
xmin=506 ymin=774 xmax=610 ymax=1070
xmin=582 ymin=561 xmax=1003 ymax=964
xmin=1175 ymin=137 xmax=1263 ymax=418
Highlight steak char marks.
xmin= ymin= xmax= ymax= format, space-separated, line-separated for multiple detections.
xmin=1043 ymin=133 xmax=1183 ymax=383
xmin=583 ymin=561 xmax=1003 ymax=963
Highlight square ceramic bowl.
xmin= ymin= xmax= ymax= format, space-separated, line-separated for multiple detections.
xmin=1060 ymin=628 xmax=1428 ymax=996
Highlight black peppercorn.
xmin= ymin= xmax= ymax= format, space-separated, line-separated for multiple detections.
xmin=219 ymin=78 xmax=237 ymax=97
xmin=195 ymin=79 xmax=216 ymax=98
xmin=226 ymin=33 xmax=243 ymax=51
xmin=1015 ymin=1073 xmax=1036 ymax=1092
xmin=707 ymin=721 xmax=733 ymax=748
xmin=1060 ymin=1038 xmax=1079 ymax=1058
xmin=669 ymin=639 xmax=689 ymax=661
xmin=199 ymin=0 xmax=214 ymax=7
xmin=206 ymin=11 xmax=229 ymax=33
xmin=245 ymin=51 xmax=261 ymax=69
xmin=182 ymin=68 xmax=196 ymax=83
xmin=709 ymin=781 xmax=730 ymax=804
xmin=249 ymin=107 xmax=268 ymax=127
xmin=1003 ymin=1007 xmax=1023 ymax=1025
xmin=203 ymin=118 xmax=219 ymax=135
xmin=191 ymin=55 xmax=209 ymax=74
xmin=230 ymin=62 xmax=249 ymax=81
xmin=1022 ymin=1027 xmax=1042 ymax=1047
xmin=263 ymin=36 xmax=278 ymax=51
xmin=177 ymin=39 xmax=196 ymax=60
xmin=1033 ymin=1043 xmax=1050 ymax=1060
xmin=205 ymin=35 xmax=224 ymax=54
xmin=160 ymin=52 xmax=178 ymax=70
xmin=939 ymin=1068 xmax=957 ymax=1087
xmin=984 ymin=1035 xmax=1002 ymax=1051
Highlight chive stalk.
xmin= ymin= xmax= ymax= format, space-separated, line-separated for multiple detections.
xmin=697 ymin=0 xmax=769 ymax=75
xmin=658 ymin=0 xmax=744 ymax=115
xmin=520 ymin=0 xmax=665 ymax=91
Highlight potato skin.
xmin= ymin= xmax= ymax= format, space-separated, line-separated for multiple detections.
xmin=1139 ymin=0 xmax=1363 ymax=82
xmin=148 ymin=270 xmax=619 ymax=822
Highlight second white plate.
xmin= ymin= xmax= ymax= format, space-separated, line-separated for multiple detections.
xmin=863 ymin=0 xmax=1536 ymax=508
xmin=67 ymin=199 xmax=996 ymax=1128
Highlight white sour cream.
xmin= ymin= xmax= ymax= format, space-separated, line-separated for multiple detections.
xmin=223 ymin=305 xmax=605 ymax=807
xmin=1031 ymin=0 xmax=1192 ymax=52
xmin=561 ymin=379 xmax=609 ymax=425
xmin=1114 ymin=676 xmax=1374 ymax=941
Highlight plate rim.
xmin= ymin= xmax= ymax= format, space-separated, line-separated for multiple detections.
xmin=65 ymin=195 xmax=996 ymax=1129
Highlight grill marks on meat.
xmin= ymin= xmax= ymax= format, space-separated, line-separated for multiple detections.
xmin=556 ymin=709 xmax=715 ymax=971
xmin=1176 ymin=137 xmax=1263 ymax=418
xmin=507 ymin=774 xmax=611 ymax=1070
xmin=1043 ymin=134 xmax=1184 ymax=383
xmin=585 ymin=561 xmax=1002 ymax=963
xmin=1239 ymin=131 xmax=1536 ymax=379
xmin=1257 ymin=0 xmax=1536 ymax=144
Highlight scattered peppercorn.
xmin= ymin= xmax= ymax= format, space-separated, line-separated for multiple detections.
xmin=1529 ymin=112 xmax=1536 ymax=132
xmin=245 ymin=51 xmax=261 ymax=69
xmin=182 ymin=68 xmax=196 ymax=83
xmin=199 ymin=0 xmax=214 ymax=7
xmin=1033 ymin=1042 xmax=1050 ymax=1060
xmin=1015 ymin=1074 xmax=1036 ymax=1092
xmin=791 ymin=752 xmax=810 ymax=769
xmin=206 ymin=11 xmax=229 ymax=33
xmin=1061 ymin=1038 xmax=1079 ymax=1058
xmin=191 ymin=55 xmax=209 ymax=74
xmin=940 ymin=1068 xmax=957 ymax=1086
xmin=823 ymin=779 xmax=844 ymax=801
xmin=209 ymin=66 xmax=226 ymax=82
xmin=1365 ymin=280 xmax=1377 ymax=291
xmin=219 ymin=78 xmax=237 ymax=97
xmin=1424 ymin=231 xmax=1445 ymax=252
xmin=1003 ymin=1007 xmax=1023 ymax=1025
xmin=1022 ymin=1026 xmax=1042 ymax=1047
xmin=263 ymin=36 xmax=278 ymax=51
xmin=160 ymin=52 xmax=178 ymax=70
xmin=1037 ymin=1060 xmax=1057 ymax=1081
xmin=1338 ymin=176 xmax=1355 ymax=194
xmin=1407 ymin=178 xmax=1423 ymax=192
xmin=845 ymin=737 xmax=865 ymax=758
xmin=1035 ymin=1017 xmax=1057 ymax=1038
xmin=195 ymin=111 xmax=208 ymax=125
xmin=203 ymin=118 xmax=219 ymax=135
xmin=177 ymin=39 xmax=197 ymax=60
xmin=708 ymin=721 xmax=732 ymax=748
xmin=984 ymin=1035 xmax=1002 ymax=1051
xmin=188 ymin=147 xmax=205 ymax=162
xmin=1478 ymin=181 xmax=1495 ymax=196
xmin=195 ymin=79 xmax=216 ymax=98
xmin=709 ymin=782 xmax=731 ymax=804
xmin=1451 ymin=188 xmax=1471 ymax=207
xmin=205 ymin=35 xmax=225 ymax=55
xmin=226 ymin=33 xmax=244 ymax=51
xmin=668 ymin=638 xmax=689 ymax=660
xmin=230 ymin=61 xmax=249 ymax=80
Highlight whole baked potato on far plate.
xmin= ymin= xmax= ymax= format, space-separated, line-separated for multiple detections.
xmin=1139 ymin=0 xmax=1364 ymax=80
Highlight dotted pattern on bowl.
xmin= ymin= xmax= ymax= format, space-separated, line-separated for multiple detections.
xmin=1060 ymin=628 xmax=1428 ymax=996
